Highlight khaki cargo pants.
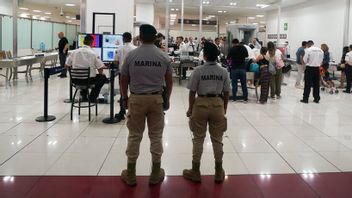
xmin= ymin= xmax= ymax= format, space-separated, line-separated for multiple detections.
xmin=126 ymin=94 xmax=164 ymax=163
xmin=189 ymin=97 xmax=227 ymax=163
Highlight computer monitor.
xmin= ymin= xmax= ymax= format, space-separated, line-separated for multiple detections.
xmin=102 ymin=48 xmax=117 ymax=62
xmin=77 ymin=34 xmax=102 ymax=48
xmin=101 ymin=34 xmax=123 ymax=62
xmin=102 ymin=34 xmax=123 ymax=48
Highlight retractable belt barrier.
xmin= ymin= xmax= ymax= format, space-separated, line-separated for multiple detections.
xmin=36 ymin=66 xmax=64 ymax=122
xmin=103 ymin=65 xmax=120 ymax=124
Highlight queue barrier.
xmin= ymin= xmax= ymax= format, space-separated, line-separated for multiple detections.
xmin=36 ymin=66 xmax=64 ymax=122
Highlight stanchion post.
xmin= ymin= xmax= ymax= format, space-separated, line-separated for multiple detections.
xmin=103 ymin=66 xmax=120 ymax=124
xmin=36 ymin=68 xmax=56 ymax=122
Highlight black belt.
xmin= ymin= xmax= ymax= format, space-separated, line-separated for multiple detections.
xmin=198 ymin=94 xmax=221 ymax=98
xmin=131 ymin=91 xmax=162 ymax=95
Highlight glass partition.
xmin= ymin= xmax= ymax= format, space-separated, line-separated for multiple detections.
xmin=1 ymin=16 xmax=13 ymax=52
xmin=32 ymin=20 xmax=53 ymax=50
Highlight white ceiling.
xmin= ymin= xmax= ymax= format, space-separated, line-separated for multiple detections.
xmin=20 ymin=0 xmax=309 ymax=26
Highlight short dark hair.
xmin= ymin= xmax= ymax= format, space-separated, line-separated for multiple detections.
xmin=84 ymin=35 xmax=94 ymax=46
xmin=267 ymin=41 xmax=275 ymax=52
xmin=203 ymin=42 xmax=219 ymax=62
xmin=139 ymin=24 xmax=157 ymax=43
xmin=260 ymin=47 xmax=268 ymax=55
xmin=232 ymin=39 xmax=239 ymax=45
xmin=302 ymin=41 xmax=307 ymax=46
xmin=122 ymin=32 xmax=132 ymax=43
xmin=308 ymin=40 xmax=314 ymax=45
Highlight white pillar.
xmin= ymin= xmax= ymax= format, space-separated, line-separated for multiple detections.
xmin=80 ymin=0 xmax=87 ymax=33
xmin=181 ymin=0 xmax=184 ymax=35
xmin=343 ymin=0 xmax=351 ymax=46
xmin=12 ymin=0 xmax=18 ymax=57
xmin=199 ymin=0 xmax=203 ymax=38
xmin=136 ymin=3 xmax=155 ymax=25
xmin=165 ymin=0 xmax=169 ymax=51
xmin=85 ymin=0 xmax=134 ymax=34
xmin=277 ymin=5 xmax=281 ymax=45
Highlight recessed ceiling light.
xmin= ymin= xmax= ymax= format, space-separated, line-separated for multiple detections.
xmin=32 ymin=10 xmax=42 ymax=13
xmin=260 ymin=21 xmax=265 ymax=24
xmin=252 ymin=23 xmax=258 ymax=25
xmin=256 ymin=15 xmax=265 ymax=18
xmin=230 ymin=2 xmax=237 ymax=6
xmin=203 ymin=1 xmax=210 ymax=5
xmin=19 ymin=7 xmax=29 ymax=10
xmin=65 ymin=4 xmax=76 ymax=7
xmin=171 ymin=8 xmax=175 ymax=11
xmin=192 ymin=24 xmax=197 ymax=27
xmin=248 ymin=17 xmax=256 ymax=20
xmin=19 ymin=13 xmax=30 ymax=18
xmin=175 ymin=8 xmax=179 ymax=11
xmin=65 ymin=16 xmax=71 ymax=19
xmin=256 ymin=4 xmax=270 ymax=9
xmin=67 ymin=20 xmax=72 ymax=22
xmin=44 ymin=12 xmax=52 ymax=15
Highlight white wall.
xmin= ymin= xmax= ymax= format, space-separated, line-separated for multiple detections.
xmin=136 ymin=3 xmax=154 ymax=25
xmin=0 ymin=0 xmax=12 ymax=16
xmin=85 ymin=0 xmax=134 ymax=34
xmin=349 ymin=0 xmax=352 ymax=45
xmin=266 ymin=0 xmax=347 ymax=60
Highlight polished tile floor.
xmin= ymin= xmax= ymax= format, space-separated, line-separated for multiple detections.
xmin=0 ymin=71 xmax=352 ymax=197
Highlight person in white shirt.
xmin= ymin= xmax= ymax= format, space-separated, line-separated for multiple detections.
xmin=115 ymin=32 xmax=137 ymax=120
xmin=300 ymin=40 xmax=324 ymax=104
xmin=65 ymin=35 xmax=108 ymax=102
xmin=344 ymin=45 xmax=352 ymax=93
xmin=186 ymin=37 xmax=196 ymax=54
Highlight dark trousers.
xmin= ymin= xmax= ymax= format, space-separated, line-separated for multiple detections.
xmin=260 ymin=68 xmax=271 ymax=102
xmin=345 ymin=65 xmax=352 ymax=92
xmin=303 ymin=66 xmax=320 ymax=102
xmin=231 ymin=69 xmax=248 ymax=100
xmin=59 ymin=53 xmax=67 ymax=75
xmin=73 ymin=74 xmax=107 ymax=100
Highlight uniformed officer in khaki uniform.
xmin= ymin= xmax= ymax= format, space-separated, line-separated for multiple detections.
xmin=120 ymin=24 xmax=173 ymax=186
xmin=183 ymin=42 xmax=230 ymax=183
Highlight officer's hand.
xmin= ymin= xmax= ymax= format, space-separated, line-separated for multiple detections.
xmin=186 ymin=109 xmax=192 ymax=117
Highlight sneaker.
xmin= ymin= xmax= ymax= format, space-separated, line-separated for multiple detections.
xmin=343 ymin=90 xmax=351 ymax=93
xmin=300 ymin=99 xmax=308 ymax=104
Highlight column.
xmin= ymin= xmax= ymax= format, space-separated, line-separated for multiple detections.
xmin=181 ymin=0 xmax=184 ymax=35
xmin=85 ymin=0 xmax=134 ymax=34
xmin=277 ymin=5 xmax=281 ymax=45
xmin=13 ymin=0 xmax=18 ymax=57
xmin=165 ymin=0 xmax=169 ymax=51
xmin=80 ymin=0 xmax=87 ymax=33
xmin=199 ymin=0 xmax=203 ymax=38
xmin=343 ymin=0 xmax=351 ymax=46
xmin=136 ymin=3 xmax=155 ymax=25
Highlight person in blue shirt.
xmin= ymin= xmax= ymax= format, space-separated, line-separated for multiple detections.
xmin=295 ymin=41 xmax=307 ymax=88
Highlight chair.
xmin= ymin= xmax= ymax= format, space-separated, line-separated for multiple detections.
xmin=69 ymin=68 xmax=98 ymax=121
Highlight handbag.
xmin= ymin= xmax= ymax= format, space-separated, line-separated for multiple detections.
xmin=282 ymin=64 xmax=292 ymax=74
xmin=268 ymin=62 xmax=276 ymax=75
xmin=249 ymin=63 xmax=260 ymax=73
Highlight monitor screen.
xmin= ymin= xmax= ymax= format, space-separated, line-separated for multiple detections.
xmin=102 ymin=34 xmax=123 ymax=48
xmin=102 ymin=48 xmax=117 ymax=62
xmin=77 ymin=34 xmax=102 ymax=48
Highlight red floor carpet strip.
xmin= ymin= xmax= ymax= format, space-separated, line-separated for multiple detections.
xmin=1 ymin=173 xmax=352 ymax=198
